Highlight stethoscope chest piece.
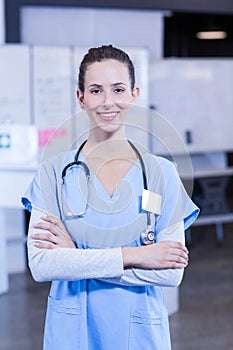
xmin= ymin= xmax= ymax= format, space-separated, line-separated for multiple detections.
xmin=141 ymin=225 xmax=155 ymax=245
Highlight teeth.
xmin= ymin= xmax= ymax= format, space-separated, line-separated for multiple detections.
xmin=99 ymin=112 xmax=117 ymax=118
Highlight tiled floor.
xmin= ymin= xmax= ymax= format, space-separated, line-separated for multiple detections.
xmin=0 ymin=224 xmax=233 ymax=350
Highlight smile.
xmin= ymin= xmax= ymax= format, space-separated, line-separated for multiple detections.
xmin=97 ymin=112 xmax=119 ymax=121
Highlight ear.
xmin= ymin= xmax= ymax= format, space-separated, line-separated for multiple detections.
xmin=131 ymin=86 xmax=140 ymax=103
xmin=76 ymin=90 xmax=85 ymax=109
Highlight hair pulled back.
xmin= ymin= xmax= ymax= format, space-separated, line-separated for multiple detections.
xmin=78 ymin=45 xmax=135 ymax=93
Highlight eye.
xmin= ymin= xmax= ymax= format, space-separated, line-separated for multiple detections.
xmin=114 ymin=87 xmax=125 ymax=94
xmin=90 ymin=88 xmax=102 ymax=94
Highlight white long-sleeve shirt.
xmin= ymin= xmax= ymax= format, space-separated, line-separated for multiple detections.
xmin=28 ymin=206 xmax=185 ymax=287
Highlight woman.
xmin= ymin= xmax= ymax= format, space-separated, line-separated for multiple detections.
xmin=22 ymin=45 xmax=199 ymax=349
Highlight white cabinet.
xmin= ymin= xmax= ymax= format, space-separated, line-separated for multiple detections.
xmin=0 ymin=165 xmax=36 ymax=294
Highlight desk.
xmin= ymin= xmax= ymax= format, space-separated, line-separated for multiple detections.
xmin=0 ymin=164 xmax=37 ymax=294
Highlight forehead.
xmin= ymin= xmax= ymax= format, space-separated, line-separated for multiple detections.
xmin=85 ymin=59 xmax=130 ymax=84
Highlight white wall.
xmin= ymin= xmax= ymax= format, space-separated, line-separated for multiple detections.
xmin=0 ymin=0 xmax=5 ymax=43
xmin=21 ymin=6 xmax=164 ymax=60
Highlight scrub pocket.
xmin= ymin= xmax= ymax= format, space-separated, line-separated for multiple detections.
xmin=43 ymin=296 xmax=81 ymax=350
xmin=129 ymin=309 xmax=171 ymax=350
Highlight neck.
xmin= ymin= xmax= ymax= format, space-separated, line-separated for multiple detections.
xmin=83 ymin=133 xmax=136 ymax=161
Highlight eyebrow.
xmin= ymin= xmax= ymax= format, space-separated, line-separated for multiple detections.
xmin=88 ymin=82 xmax=126 ymax=88
xmin=88 ymin=84 xmax=102 ymax=89
xmin=112 ymin=82 xmax=126 ymax=86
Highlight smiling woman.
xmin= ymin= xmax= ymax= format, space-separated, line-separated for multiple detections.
xmin=77 ymin=60 xmax=139 ymax=162
xmin=21 ymin=45 xmax=199 ymax=350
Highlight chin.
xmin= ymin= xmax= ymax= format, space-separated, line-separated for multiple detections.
xmin=97 ymin=122 xmax=124 ymax=135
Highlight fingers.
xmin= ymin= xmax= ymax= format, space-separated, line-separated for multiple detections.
xmin=41 ymin=215 xmax=65 ymax=230
xmin=149 ymin=241 xmax=189 ymax=269
xmin=34 ymin=241 xmax=56 ymax=249
xmin=169 ymin=246 xmax=189 ymax=263
xmin=31 ymin=232 xmax=58 ymax=244
xmin=33 ymin=221 xmax=59 ymax=236
xmin=33 ymin=215 xmax=67 ymax=237
xmin=30 ymin=231 xmax=74 ymax=249
xmin=168 ymin=256 xmax=188 ymax=269
xmin=166 ymin=240 xmax=189 ymax=254
xmin=31 ymin=215 xmax=76 ymax=249
xmin=166 ymin=242 xmax=189 ymax=268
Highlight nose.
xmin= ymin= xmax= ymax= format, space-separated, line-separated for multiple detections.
xmin=102 ymin=90 xmax=114 ymax=108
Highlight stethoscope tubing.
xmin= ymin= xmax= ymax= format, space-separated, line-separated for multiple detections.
xmin=61 ymin=140 xmax=154 ymax=243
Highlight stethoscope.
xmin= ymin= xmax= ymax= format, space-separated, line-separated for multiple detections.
xmin=61 ymin=140 xmax=155 ymax=245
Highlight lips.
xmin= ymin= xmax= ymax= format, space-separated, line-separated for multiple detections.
xmin=97 ymin=112 xmax=119 ymax=121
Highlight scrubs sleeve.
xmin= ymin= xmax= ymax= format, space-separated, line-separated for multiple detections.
xmin=155 ymin=159 xmax=199 ymax=233
xmin=21 ymin=160 xmax=61 ymax=217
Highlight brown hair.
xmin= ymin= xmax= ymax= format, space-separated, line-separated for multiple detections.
xmin=78 ymin=45 xmax=135 ymax=93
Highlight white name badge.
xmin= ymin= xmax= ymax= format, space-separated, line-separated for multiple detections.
xmin=142 ymin=189 xmax=162 ymax=215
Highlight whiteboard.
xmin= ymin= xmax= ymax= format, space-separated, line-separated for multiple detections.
xmin=150 ymin=59 xmax=233 ymax=154
xmin=0 ymin=45 xmax=30 ymax=124
xmin=32 ymin=46 xmax=73 ymax=157
xmin=33 ymin=46 xmax=73 ymax=128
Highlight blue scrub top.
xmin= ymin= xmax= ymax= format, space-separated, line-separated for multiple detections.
xmin=22 ymin=149 xmax=199 ymax=350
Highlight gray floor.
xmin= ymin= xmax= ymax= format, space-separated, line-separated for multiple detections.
xmin=170 ymin=224 xmax=233 ymax=350
xmin=0 ymin=224 xmax=233 ymax=350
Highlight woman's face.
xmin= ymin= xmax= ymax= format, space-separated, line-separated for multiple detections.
xmin=77 ymin=59 xmax=139 ymax=136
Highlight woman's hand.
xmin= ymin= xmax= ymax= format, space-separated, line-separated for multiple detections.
xmin=122 ymin=241 xmax=189 ymax=269
xmin=31 ymin=215 xmax=76 ymax=249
